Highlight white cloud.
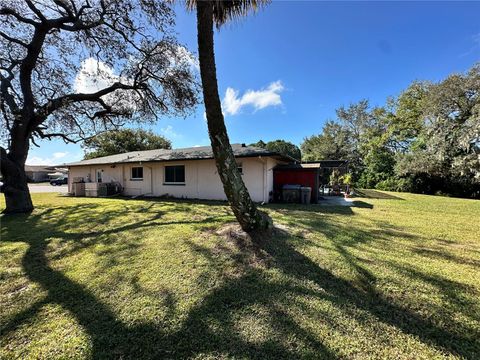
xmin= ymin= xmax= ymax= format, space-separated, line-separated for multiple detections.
xmin=27 ymin=156 xmax=57 ymax=166
xmin=74 ymin=57 xmax=138 ymax=112
xmin=53 ymin=152 xmax=68 ymax=159
xmin=74 ymin=58 xmax=119 ymax=94
xmin=174 ymin=46 xmax=199 ymax=71
xmin=459 ymin=32 xmax=480 ymax=58
xmin=223 ymin=88 xmax=242 ymax=115
xmin=75 ymin=48 xmax=198 ymax=96
xmin=27 ymin=151 xmax=82 ymax=166
xmin=161 ymin=125 xmax=179 ymax=138
xmin=222 ymin=81 xmax=285 ymax=116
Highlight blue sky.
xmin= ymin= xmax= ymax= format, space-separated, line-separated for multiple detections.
xmin=27 ymin=1 xmax=480 ymax=165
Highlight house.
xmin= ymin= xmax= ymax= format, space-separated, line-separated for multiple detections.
xmin=66 ymin=144 xmax=295 ymax=203
xmin=25 ymin=165 xmax=67 ymax=182
xmin=47 ymin=168 xmax=68 ymax=179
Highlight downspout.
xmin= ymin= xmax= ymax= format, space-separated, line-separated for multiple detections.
xmin=257 ymin=156 xmax=268 ymax=203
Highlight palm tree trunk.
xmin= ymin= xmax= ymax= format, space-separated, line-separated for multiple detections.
xmin=196 ymin=1 xmax=270 ymax=233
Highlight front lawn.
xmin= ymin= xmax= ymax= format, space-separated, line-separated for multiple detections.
xmin=1 ymin=192 xmax=479 ymax=359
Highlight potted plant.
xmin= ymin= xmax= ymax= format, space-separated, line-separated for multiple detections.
xmin=340 ymin=173 xmax=353 ymax=197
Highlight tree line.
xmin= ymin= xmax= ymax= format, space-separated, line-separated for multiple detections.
xmin=301 ymin=63 xmax=480 ymax=199
xmin=82 ymin=63 xmax=479 ymax=202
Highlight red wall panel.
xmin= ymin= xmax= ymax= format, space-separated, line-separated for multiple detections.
xmin=273 ymin=169 xmax=318 ymax=203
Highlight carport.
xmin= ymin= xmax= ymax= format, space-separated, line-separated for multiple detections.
xmin=273 ymin=160 xmax=348 ymax=203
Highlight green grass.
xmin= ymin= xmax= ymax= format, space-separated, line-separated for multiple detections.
xmin=1 ymin=192 xmax=479 ymax=359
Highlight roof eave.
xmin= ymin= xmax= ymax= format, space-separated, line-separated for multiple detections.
xmin=66 ymin=153 xmax=290 ymax=167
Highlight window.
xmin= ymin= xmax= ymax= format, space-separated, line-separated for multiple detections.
xmin=237 ymin=162 xmax=243 ymax=175
xmin=131 ymin=167 xmax=143 ymax=180
xmin=164 ymin=165 xmax=185 ymax=184
xmin=96 ymin=169 xmax=103 ymax=183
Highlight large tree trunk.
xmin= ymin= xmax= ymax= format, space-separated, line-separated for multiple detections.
xmin=1 ymin=136 xmax=34 ymax=214
xmin=196 ymin=1 xmax=270 ymax=233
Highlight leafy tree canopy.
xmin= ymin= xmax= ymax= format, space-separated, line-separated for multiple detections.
xmin=83 ymin=129 xmax=171 ymax=159
xmin=301 ymin=63 xmax=480 ymax=198
xmin=0 ymin=0 xmax=199 ymax=145
xmin=251 ymin=139 xmax=301 ymax=160
xmin=301 ymin=121 xmax=350 ymax=162
xmin=395 ymin=64 xmax=480 ymax=197
xmin=302 ymin=101 xmax=386 ymax=181
xmin=0 ymin=0 xmax=199 ymax=213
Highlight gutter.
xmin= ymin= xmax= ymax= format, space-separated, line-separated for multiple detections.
xmin=256 ymin=156 xmax=268 ymax=203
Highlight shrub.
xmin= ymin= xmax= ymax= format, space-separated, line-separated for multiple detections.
xmin=375 ymin=177 xmax=412 ymax=192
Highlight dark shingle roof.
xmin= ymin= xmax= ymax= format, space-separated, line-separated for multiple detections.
xmin=67 ymin=144 xmax=294 ymax=167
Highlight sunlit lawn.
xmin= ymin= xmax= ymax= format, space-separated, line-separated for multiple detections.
xmin=1 ymin=191 xmax=479 ymax=359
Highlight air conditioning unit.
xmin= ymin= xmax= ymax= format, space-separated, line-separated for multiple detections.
xmin=73 ymin=183 xmax=85 ymax=196
xmin=85 ymin=182 xmax=99 ymax=197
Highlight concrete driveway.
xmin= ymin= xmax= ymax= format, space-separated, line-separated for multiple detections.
xmin=29 ymin=183 xmax=68 ymax=194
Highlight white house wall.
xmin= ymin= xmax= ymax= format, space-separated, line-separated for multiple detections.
xmin=68 ymin=157 xmax=281 ymax=202
xmin=123 ymin=164 xmax=153 ymax=196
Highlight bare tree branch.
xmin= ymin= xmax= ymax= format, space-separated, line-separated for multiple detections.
xmin=0 ymin=30 xmax=28 ymax=47
xmin=0 ymin=6 xmax=39 ymax=26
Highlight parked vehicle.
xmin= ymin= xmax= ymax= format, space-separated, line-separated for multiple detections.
xmin=50 ymin=176 xmax=68 ymax=186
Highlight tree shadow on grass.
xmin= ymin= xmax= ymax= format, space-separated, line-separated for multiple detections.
xmin=350 ymin=200 xmax=374 ymax=208
xmin=354 ymin=189 xmax=404 ymax=200
xmin=1 ymin=204 xmax=337 ymax=359
xmin=253 ymin=226 xmax=479 ymax=359
xmin=267 ymin=199 xmax=374 ymax=217
xmin=1 ymin=201 xmax=479 ymax=359
xmin=268 ymin=202 xmax=356 ymax=216
xmin=177 ymin=220 xmax=480 ymax=359
xmin=412 ymin=246 xmax=480 ymax=267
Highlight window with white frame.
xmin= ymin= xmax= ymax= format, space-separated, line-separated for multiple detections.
xmin=164 ymin=165 xmax=185 ymax=184
xmin=131 ymin=167 xmax=143 ymax=180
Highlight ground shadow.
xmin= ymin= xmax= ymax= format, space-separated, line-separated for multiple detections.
xmin=354 ymin=189 xmax=404 ymax=200
xmin=259 ymin=232 xmax=479 ymax=359
xmin=1 ymin=199 xmax=479 ymax=359
xmin=2 ymin=204 xmax=337 ymax=359
xmin=267 ymin=202 xmax=356 ymax=216
xmin=350 ymin=200 xmax=374 ymax=208
xmin=412 ymin=246 xmax=480 ymax=267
